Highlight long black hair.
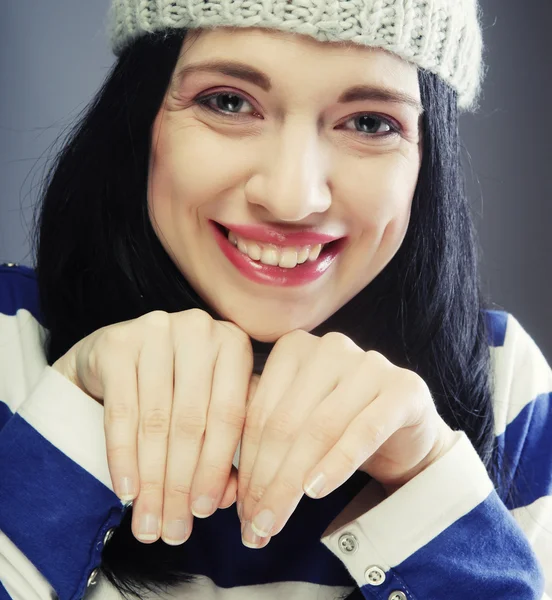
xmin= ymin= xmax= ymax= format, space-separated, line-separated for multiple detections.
xmin=32 ymin=29 xmax=504 ymax=600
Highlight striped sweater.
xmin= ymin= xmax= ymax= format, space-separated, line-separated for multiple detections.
xmin=0 ymin=263 xmax=551 ymax=599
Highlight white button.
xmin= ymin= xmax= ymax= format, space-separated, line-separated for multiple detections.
xmin=388 ymin=592 xmax=407 ymax=600
xmin=87 ymin=568 xmax=99 ymax=587
xmin=103 ymin=527 xmax=116 ymax=545
xmin=338 ymin=533 xmax=358 ymax=554
xmin=365 ymin=565 xmax=386 ymax=586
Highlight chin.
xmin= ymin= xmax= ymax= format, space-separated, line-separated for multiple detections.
xmin=229 ymin=312 xmax=322 ymax=343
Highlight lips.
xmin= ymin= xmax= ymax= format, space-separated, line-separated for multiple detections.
xmin=215 ymin=221 xmax=344 ymax=247
xmin=209 ymin=220 xmax=347 ymax=287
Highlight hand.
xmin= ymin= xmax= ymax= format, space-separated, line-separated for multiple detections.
xmin=237 ymin=330 xmax=456 ymax=547
xmin=52 ymin=309 xmax=253 ymax=545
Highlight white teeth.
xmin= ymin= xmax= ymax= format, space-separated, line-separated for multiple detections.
xmin=260 ymin=247 xmax=280 ymax=266
xmin=307 ymin=244 xmax=323 ymax=261
xmin=247 ymin=242 xmax=262 ymax=261
xmin=226 ymin=229 xmax=328 ymax=269
xmin=297 ymin=247 xmax=310 ymax=264
xmin=278 ymin=249 xmax=298 ymax=268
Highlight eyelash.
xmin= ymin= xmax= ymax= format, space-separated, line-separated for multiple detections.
xmin=194 ymin=90 xmax=402 ymax=139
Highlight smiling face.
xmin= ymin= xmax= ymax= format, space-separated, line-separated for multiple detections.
xmin=148 ymin=27 xmax=423 ymax=342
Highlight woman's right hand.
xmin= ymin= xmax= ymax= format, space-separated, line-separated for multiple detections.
xmin=51 ymin=309 xmax=253 ymax=545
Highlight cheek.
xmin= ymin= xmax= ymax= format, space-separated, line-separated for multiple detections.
xmin=348 ymin=155 xmax=418 ymax=233
xmin=149 ymin=114 xmax=250 ymax=214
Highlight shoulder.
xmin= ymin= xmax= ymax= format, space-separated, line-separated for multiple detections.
xmin=0 ymin=262 xmax=43 ymax=324
xmin=483 ymin=308 xmax=551 ymax=444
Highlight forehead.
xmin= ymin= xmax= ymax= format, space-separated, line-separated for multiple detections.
xmin=179 ymin=27 xmax=420 ymax=99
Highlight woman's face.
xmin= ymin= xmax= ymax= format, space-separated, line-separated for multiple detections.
xmin=149 ymin=27 xmax=423 ymax=342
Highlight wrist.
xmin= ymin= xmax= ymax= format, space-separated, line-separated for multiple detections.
xmin=382 ymin=427 xmax=457 ymax=496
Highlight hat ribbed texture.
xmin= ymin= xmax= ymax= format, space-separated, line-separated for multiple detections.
xmin=108 ymin=0 xmax=484 ymax=111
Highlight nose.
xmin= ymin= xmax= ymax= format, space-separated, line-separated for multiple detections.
xmin=245 ymin=130 xmax=332 ymax=222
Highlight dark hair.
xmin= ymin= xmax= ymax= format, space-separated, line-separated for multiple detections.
xmin=32 ymin=29 xmax=505 ymax=600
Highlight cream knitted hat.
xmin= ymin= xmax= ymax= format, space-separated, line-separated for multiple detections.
xmin=108 ymin=0 xmax=485 ymax=111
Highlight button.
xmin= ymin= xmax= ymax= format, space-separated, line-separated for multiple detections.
xmin=103 ymin=527 xmax=116 ymax=545
xmin=337 ymin=532 xmax=358 ymax=554
xmin=87 ymin=568 xmax=99 ymax=587
xmin=388 ymin=592 xmax=407 ymax=600
xmin=365 ymin=565 xmax=386 ymax=586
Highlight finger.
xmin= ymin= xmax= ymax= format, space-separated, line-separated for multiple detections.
xmin=247 ymin=368 xmax=380 ymax=539
xmin=219 ymin=466 xmax=238 ymax=509
xmin=189 ymin=327 xmax=251 ymax=519
xmin=237 ymin=337 xmax=304 ymax=524
xmin=103 ymin=354 xmax=140 ymax=504
xmin=160 ymin=316 xmax=217 ymax=545
xmin=131 ymin=314 xmax=175 ymax=543
xmin=241 ymin=338 xmax=343 ymax=527
xmin=303 ymin=391 xmax=409 ymax=499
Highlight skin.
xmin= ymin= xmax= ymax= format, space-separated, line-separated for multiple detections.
xmin=148 ymin=26 xmax=424 ymax=342
xmin=52 ymin=27 xmax=455 ymax=550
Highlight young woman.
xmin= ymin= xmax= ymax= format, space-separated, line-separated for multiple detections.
xmin=0 ymin=1 xmax=551 ymax=599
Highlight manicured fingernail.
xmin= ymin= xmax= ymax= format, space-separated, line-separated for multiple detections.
xmin=137 ymin=514 xmax=159 ymax=541
xmin=242 ymin=520 xmax=261 ymax=548
xmin=163 ymin=520 xmax=188 ymax=545
xmin=251 ymin=509 xmax=275 ymax=538
xmin=191 ymin=495 xmax=214 ymax=518
xmin=119 ymin=477 xmax=135 ymax=502
xmin=304 ymin=472 xmax=327 ymax=498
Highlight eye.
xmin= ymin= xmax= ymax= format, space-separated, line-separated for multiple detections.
xmin=195 ymin=91 xmax=256 ymax=118
xmin=195 ymin=91 xmax=401 ymax=138
xmin=341 ymin=114 xmax=400 ymax=138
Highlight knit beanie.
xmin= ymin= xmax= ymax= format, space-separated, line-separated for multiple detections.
xmin=108 ymin=0 xmax=485 ymax=112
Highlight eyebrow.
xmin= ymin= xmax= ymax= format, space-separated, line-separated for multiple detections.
xmin=175 ymin=60 xmax=424 ymax=115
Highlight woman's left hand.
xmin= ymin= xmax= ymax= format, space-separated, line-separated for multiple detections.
xmin=237 ymin=329 xmax=457 ymax=548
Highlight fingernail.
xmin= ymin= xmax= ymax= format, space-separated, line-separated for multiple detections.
xmin=251 ymin=509 xmax=275 ymax=538
xmin=137 ymin=514 xmax=159 ymax=541
xmin=304 ymin=472 xmax=327 ymax=498
xmin=163 ymin=520 xmax=188 ymax=545
xmin=242 ymin=520 xmax=261 ymax=548
xmin=119 ymin=477 xmax=135 ymax=502
xmin=191 ymin=495 xmax=214 ymax=518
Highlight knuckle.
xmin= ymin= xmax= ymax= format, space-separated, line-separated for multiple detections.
xmin=172 ymin=411 xmax=207 ymax=440
xmin=321 ymin=331 xmax=347 ymax=346
xmin=276 ymin=473 xmax=300 ymax=495
xmin=247 ymin=482 xmax=266 ymax=504
xmin=141 ymin=408 xmax=171 ymax=437
xmin=361 ymin=420 xmax=387 ymax=447
xmin=308 ymin=414 xmax=339 ymax=446
xmin=106 ymin=444 xmax=134 ymax=461
xmin=182 ymin=309 xmax=214 ymax=335
xmin=165 ymin=482 xmax=192 ymax=499
xmin=141 ymin=310 xmax=171 ymax=330
xmin=264 ymin=411 xmax=296 ymax=443
xmin=212 ymin=406 xmax=246 ymax=432
xmin=364 ymin=349 xmax=393 ymax=368
xmin=274 ymin=329 xmax=310 ymax=351
xmin=139 ymin=480 xmax=165 ymax=495
xmin=100 ymin=325 xmax=131 ymax=348
xmin=202 ymin=461 xmax=229 ymax=481
xmin=334 ymin=443 xmax=361 ymax=472
xmin=105 ymin=401 xmax=136 ymax=423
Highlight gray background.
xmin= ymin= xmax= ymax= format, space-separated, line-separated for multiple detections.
xmin=1 ymin=0 xmax=551 ymax=359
